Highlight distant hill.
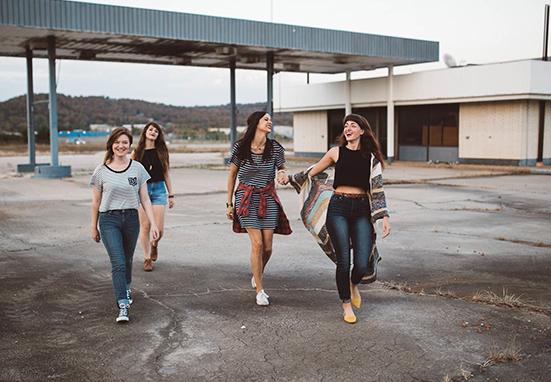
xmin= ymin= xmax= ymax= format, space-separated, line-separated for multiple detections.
xmin=0 ymin=94 xmax=293 ymax=136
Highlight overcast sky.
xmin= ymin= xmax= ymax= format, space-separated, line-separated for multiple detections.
xmin=1 ymin=0 xmax=549 ymax=107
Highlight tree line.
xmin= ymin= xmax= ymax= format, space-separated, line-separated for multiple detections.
xmin=0 ymin=94 xmax=293 ymax=142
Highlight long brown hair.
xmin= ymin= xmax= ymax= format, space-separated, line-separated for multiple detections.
xmin=103 ymin=127 xmax=133 ymax=165
xmin=234 ymin=111 xmax=276 ymax=163
xmin=133 ymin=122 xmax=170 ymax=174
xmin=336 ymin=114 xmax=385 ymax=168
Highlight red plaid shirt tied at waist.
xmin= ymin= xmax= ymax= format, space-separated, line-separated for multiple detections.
xmin=232 ymin=180 xmax=292 ymax=235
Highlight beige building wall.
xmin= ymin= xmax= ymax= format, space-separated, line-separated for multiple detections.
xmin=521 ymin=100 xmax=540 ymax=164
xmin=459 ymin=100 xmax=539 ymax=165
xmin=293 ymin=111 xmax=328 ymax=155
xmin=545 ymin=101 xmax=551 ymax=165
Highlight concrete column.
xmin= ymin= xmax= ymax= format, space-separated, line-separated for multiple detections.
xmin=18 ymin=46 xmax=38 ymax=173
xmin=345 ymin=70 xmax=352 ymax=115
xmin=230 ymin=57 xmax=237 ymax=147
xmin=34 ymin=36 xmax=71 ymax=178
xmin=387 ymin=64 xmax=395 ymax=164
xmin=26 ymin=46 xmax=36 ymax=167
xmin=47 ymin=35 xmax=59 ymax=167
xmin=267 ymin=51 xmax=274 ymax=139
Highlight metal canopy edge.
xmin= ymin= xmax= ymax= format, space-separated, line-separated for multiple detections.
xmin=0 ymin=0 xmax=439 ymax=73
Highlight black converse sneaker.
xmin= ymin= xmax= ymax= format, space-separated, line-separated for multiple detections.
xmin=126 ymin=289 xmax=133 ymax=305
xmin=116 ymin=303 xmax=129 ymax=323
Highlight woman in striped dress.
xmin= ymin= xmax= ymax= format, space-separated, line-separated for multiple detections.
xmin=226 ymin=111 xmax=292 ymax=306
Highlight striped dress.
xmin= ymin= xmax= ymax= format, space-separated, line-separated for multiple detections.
xmin=231 ymin=140 xmax=285 ymax=230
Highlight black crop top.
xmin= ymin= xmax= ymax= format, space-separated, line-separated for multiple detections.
xmin=140 ymin=148 xmax=165 ymax=183
xmin=333 ymin=146 xmax=371 ymax=191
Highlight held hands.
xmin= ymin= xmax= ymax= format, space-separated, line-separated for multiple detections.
xmin=381 ymin=216 xmax=391 ymax=238
xmin=277 ymin=171 xmax=290 ymax=185
xmin=92 ymin=227 xmax=101 ymax=243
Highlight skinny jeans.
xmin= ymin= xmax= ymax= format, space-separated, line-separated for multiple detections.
xmin=326 ymin=193 xmax=373 ymax=303
xmin=98 ymin=209 xmax=140 ymax=306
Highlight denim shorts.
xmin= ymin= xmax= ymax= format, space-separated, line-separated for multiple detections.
xmin=147 ymin=181 xmax=167 ymax=205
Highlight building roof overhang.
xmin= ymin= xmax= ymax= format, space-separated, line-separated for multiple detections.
xmin=0 ymin=0 xmax=439 ymax=74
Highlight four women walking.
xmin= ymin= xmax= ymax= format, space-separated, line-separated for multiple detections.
xmin=91 ymin=112 xmax=390 ymax=323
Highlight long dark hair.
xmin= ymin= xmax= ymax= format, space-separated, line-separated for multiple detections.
xmin=234 ymin=111 xmax=275 ymax=163
xmin=133 ymin=122 xmax=170 ymax=174
xmin=336 ymin=114 xmax=384 ymax=168
xmin=103 ymin=127 xmax=133 ymax=165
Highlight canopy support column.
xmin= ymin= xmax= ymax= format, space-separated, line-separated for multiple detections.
xmin=230 ymin=56 xmax=237 ymax=147
xmin=387 ymin=64 xmax=395 ymax=164
xmin=17 ymin=45 xmax=38 ymax=173
xmin=34 ymin=35 xmax=71 ymax=178
xmin=267 ymin=51 xmax=274 ymax=139
xmin=345 ymin=70 xmax=352 ymax=115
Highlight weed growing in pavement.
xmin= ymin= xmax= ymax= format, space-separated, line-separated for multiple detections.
xmin=472 ymin=288 xmax=524 ymax=308
xmin=488 ymin=339 xmax=522 ymax=363
xmin=435 ymin=285 xmax=457 ymax=298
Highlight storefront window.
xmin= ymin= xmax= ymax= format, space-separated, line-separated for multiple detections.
xmin=398 ymin=104 xmax=458 ymax=147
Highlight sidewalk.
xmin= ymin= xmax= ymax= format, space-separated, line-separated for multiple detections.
xmin=1 ymin=154 xmax=550 ymax=381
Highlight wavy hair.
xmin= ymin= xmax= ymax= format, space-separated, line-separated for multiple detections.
xmin=103 ymin=127 xmax=133 ymax=165
xmin=133 ymin=122 xmax=170 ymax=175
xmin=336 ymin=114 xmax=384 ymax=168
xmin=234 ymin=111 xmax=276 ymax=163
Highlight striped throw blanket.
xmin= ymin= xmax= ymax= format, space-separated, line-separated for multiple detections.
xmin=289 ymin=167 xmax=337 ymax=263
xmin=289 ymin=156 xmax=387 ymax=284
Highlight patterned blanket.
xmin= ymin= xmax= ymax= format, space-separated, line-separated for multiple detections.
xmin=289 ymin=167 xmax=337 ymax=263
xmin=289 ymin=167 xmax=381 ymax=284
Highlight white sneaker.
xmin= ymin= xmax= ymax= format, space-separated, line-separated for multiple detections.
xmin=252 ymin=277 xmax=269 ymax=298
xmin=256 ymin=289 xmax=269 ymax=306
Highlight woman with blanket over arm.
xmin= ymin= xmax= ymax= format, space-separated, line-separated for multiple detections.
xmin=282 ymin=114 xmax=390 ymax=323
xmin=226 ymin=111 xmax=291 ymax=307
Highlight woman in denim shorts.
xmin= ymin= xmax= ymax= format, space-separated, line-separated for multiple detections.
xmin=91 ymin=127 xmax=159 ymax=323
xmin=281 ymin=114 xmax=391 ymax=324
xmin=132 ymin=122 xmax=174 ymax=271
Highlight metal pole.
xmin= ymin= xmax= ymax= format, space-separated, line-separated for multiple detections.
xmin=543 ymin=4 xmax=550 ymax=61
xmin=26 ymin=45 xmax=36 ymax=167
xmin=47 ymin=35 xmax=59 ymax=167
xmin=267 ymin=51 xmax=274 ymax=139
xmin=230 ymin=57 xmax=237 ymax=147
xmin=387 ymin=64 xmax=395 ymax=164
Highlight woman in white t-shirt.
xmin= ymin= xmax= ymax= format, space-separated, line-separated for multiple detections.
xmin=90 ymin=127 xmax=159 ymax=323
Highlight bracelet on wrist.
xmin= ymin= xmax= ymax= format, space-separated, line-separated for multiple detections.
xmin=277 ymin=169 xmax=287 ymax=174
xmin=168 ymin=195 xmax=174 ymax=199
xmin=226 ymin=202 xmax=233 ymax=208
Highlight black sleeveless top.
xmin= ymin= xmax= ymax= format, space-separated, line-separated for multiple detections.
xmin=333 ymin=146 xmax=371 ymax=191
xmin=140 ymin=148 xmax=165 ymax=183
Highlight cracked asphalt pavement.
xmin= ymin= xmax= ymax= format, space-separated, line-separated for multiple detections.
xmin=1 ymin=154 xmax=550 ymax=381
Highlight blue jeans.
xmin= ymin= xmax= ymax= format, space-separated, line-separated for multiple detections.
xmin=326 ymin=194 xmax=373 ymax=303
xmin=147 ymin=181 xmax=167 ymax=205
xmin=99 ymin=209 xmax=140 ymax=306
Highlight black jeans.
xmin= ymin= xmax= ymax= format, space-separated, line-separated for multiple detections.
xmin=326 ymin=194 xmax=373 ymax=302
